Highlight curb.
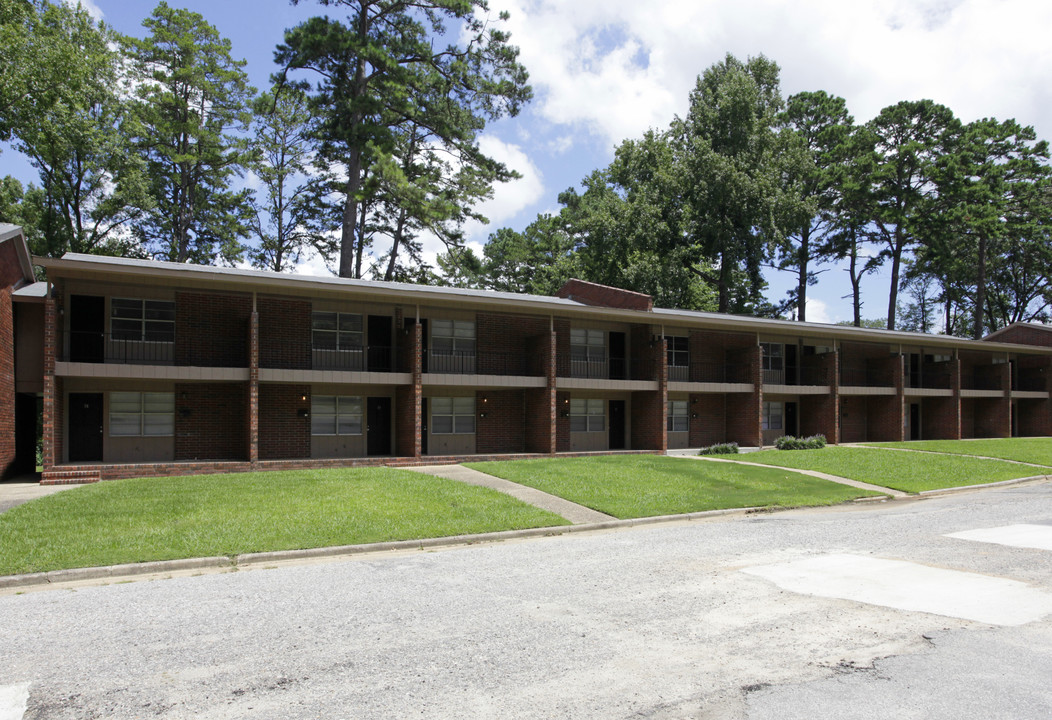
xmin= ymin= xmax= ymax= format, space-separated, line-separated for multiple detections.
xmin=917 ymin=474 xmax=1052 ymax=497
xmin=0 ymin=506 xmax=762 ymax=591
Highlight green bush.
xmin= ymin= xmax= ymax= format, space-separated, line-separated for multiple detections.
xmin=698 ymin=442 xmax=740 ymax=455
xmin=775 ymin=435 xmax=827 ymax=450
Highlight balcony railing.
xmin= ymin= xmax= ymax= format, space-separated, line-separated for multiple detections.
xmin=962 ymin=373 xmax=1002 ymax=391
xmin=909 ymin=370 xmax=951 ymax=390
xmin=426 ymin=350 xmax=476 ymax=374
xmin=670 ymin=360 xmax=751 ymax=384
xmin=1014 ymin=373 xmax=1047 ymax=392
xmin=63 ymin=331 xmax=175 ymax=365
xmin=839 ymin=363 xmax=894 ymax=387
xmin=762 ymin=366 xmax=829 ymax=386
xmin=569 ymin=358 xmax=608 ymax=379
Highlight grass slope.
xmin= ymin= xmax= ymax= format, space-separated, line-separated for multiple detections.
xmin=745 ymin=446 xmax=1041 ymax=493
xmin=465 ymin=455 xmax=877 ymax=519
xmin=0 ymin=468 xmax=568 ymax=576
xmin=862 ymin=438 xmax=1052 ymax=467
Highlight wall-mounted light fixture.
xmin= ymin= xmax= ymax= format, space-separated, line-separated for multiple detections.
xmin=479 ymin=412 xmax=488 ymax=419
xmin=300 ymin=393 xmax=307 ymax=402
xmin=298 ymin=408 xmax=309 ymax=418
xmin=691 ymin=413 xmax=698 ymax=419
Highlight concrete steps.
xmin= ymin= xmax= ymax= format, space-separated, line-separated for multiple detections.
xmin=41 ymin=468 xmax=102 ymax=485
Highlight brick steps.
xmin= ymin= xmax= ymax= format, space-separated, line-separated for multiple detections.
xmin=41 ymin=468 xmax=102 ymax=485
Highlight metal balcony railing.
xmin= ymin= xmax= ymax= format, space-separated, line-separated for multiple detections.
xmin=569 ymin=357 xmax=608 ymax=379
xmin=63 ymin=331 xmax=176 ymax=365
xmin=962 ymin=373 xmax=1002 ymax=391
xmin=426 ymin=349 xmax=477 ymax=374
xmin=839 ymin=363 xmax=894 ymax=388
xmin=677 ymin=360 xmax=751 ymax=384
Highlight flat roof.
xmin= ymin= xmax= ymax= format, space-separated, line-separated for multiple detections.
xmin=37 ymin=252 xmax=1052 ymax=355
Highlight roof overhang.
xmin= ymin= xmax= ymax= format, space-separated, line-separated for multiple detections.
xmin=0 ymin=224 xmax=36 ymax=288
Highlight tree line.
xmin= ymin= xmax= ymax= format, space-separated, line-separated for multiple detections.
xmin=443 ymin=55 xmax=1052 ymax=338
xmin=0 ymin=0 xmax=529 ymax=279
xmin=1 ymin=2 xmax=1049 ymax=338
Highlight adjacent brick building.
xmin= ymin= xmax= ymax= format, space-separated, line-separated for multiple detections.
xmin=0 ymin=224 xmax=1049 ymax=483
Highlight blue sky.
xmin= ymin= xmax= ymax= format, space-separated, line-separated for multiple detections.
xmin=6 ymin=0 xmax=1052 ymax=325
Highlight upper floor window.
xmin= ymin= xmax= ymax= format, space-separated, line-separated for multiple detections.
xmin=312 ymin=312 xmax=363 ymax=351
xmin=109 ymin=392 xmax=174 ymax=436
xmin=666 ymin=336 xmax=689 ymax=367
xmin=431 ymin=320 xmax=475 ymax=357
xmin=311 ymin=395 xmax=363 ymax=436
xmin=667 ymin=400 xmax=688 ymax=432
xmin=111 ymin=299 xmax=175 ymax=342
xmin=431 ymin=397 xmax=475 ymax=434
xmin=761 ymin=343 xmax=783 ymax=371
xmin=570 ymin=398 xmax=604 ymax=432
xmin=570 ymin=329 xmax=605 ymax=363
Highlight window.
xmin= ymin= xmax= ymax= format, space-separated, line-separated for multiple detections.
xmin=570 ymin=398 xmax=605 ymax=432
xmin=761 ymin=343 xmax=783 ymax=371
xmin=570 ymin=329 xmax=605 ymax=364
xmin=431 ymin=397 xmax=475 ymax=434
xmin=431 ymin=320 xmax=476 ymax=357
xmin=667 ymin=400 xmax=688 ymax=432
xmin=312 ymin=312 xmax=363 ymax=351
xmin=311 ymin=395 xmax=363 ymax=436
xmin=665 ymin=336 xmax=689 ymax=367
xmin=111 ymin=299 xmax=175 ymax=342
xmin=762 ymin=401 xmax=783 ymax=431
xmin=109 ymin=392 xmax=174 ymax=436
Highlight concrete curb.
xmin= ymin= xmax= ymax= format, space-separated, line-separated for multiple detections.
xmin=0 ymin=556 xmax=233 ymax=590
xmin=917 ymin=474 xmax=1052 ymax=497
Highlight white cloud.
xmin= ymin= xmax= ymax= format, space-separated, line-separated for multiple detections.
xmin=492 ymin=0 xmax=1052 ymax=148
xmin=805 ymin=297 xmax=836 ymax=325
xmin=65 ymin=0 xmax=103 ymax=21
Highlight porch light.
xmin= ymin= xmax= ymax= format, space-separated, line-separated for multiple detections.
xmin=298 ymin=409 xmax=309 ymax=418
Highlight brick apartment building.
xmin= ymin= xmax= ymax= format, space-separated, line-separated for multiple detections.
xmin=0 ymin=223 xmax=1049 ymax=484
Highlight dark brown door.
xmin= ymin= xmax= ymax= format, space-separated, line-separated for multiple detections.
xmin=609 ymin=332 xmax=626 ymax=379
xmin=68 ymin=392 xmax=103 ymax=462
xmin=367 ymin=397 xmax=392 ymax=455
xmin=69 ymin=295 xmax=105 ymax=363
xmin=421 ymin=397 xmax=429 ymax=455
xmin=368 ymin=316 xmax=393 ymax=371
xmin=609 ymin=400 xmax=625 ymax=450
xmin=785 ymin=402 xmax=798 ymax=436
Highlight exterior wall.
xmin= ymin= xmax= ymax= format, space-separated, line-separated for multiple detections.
xmin=395 ymin=320 xmax=421 ymax=458
xmin=630 ymin=324 xmax=655 ymax=381
xmin=556 ymin=390 xmax=571 ymax=452
xmin=0 ymin=286 xmax=13 ymax=477
xmin=987 ymin=325 xmax=1052 ymax=348
xmin=727 ymin=345 xmax=762 ymax=447
xmin=1016 ymin=398 xmax=1051 ymax=437
xmin=175 ymin=291 xmax=251 ymax=367
xmin=921 ymin=397 xmax=960 ymax=440
xmin=839 ymin=397 xmax=868 ymax=443
xmin=258 ymin=296 xmax=311 ymax=370
xmin=476 ymin=389 xmax=526 ymax=454
xmin=963 ymin=397 xmax=1010 ymax=438
xmin=524 ymin=330 xmax=556 ymax=454
xmin=258 ymin=384 xmax=311 ymax=460
xmin=477 ymin=313 xmax=548 ymax=376
xmin=800 ymin=351 xmax=839 ymax=442
xmin=630 ymin=337 xmax=666 ymax=451
xmin=174 ymin=382 xmax=248 ymax=461
xmin=689 ymin=394 xmax=727 ymax=447
xmin=425 ymin=389 xmax=475 ymax=455
xmin=15 ymin=302 xmax=44 ymax=393
xmin=554 ymin=318 xmax=571 ymax=378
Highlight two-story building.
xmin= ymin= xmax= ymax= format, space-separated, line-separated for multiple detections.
xmin=0 ymin=225 xmax=1049 ymax=483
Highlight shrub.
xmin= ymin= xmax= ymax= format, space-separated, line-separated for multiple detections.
xmin=775 ymin=434 xmax=827 ymax=451
xmin=698 ymin=442 xmax=739 ymax=455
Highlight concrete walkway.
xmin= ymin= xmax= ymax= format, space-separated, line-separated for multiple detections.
xmin=684 ymin=455 xmax=910 ymax=498
xmin=0 ymin=479 xmax=81 ymax=514
xmin=405 ymin=464 xmax=615 ymax=524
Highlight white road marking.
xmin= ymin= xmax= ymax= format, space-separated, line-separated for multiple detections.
xmin=742 ymin=553 xmax=1052 ymax=626
xmin=945 ymin=524 xmax=1052 ymax=551
xmin=0 ymin=682 xmax=29 ymax=720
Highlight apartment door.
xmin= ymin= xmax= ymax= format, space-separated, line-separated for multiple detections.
xmin=909 ymin=403 xmax=921 ymax=440
xmin=68 ymin=392 xmax=103 ymax=462
xmin=785 ymin=401 xmax=798 ymax=437
xmin=609 ymin=332 xmax=626 ymax=380
xmin=609 ymin=400 xmax=625 ymax=450
xmin=69 ymin=295 xmax=105 ymax=363
xmin=367 ymin=397 xmax=392 ymax=455
xmin=784 ymin=344 xmax=799 ymax=385
xmin=367 ymin=316 xmax=393 ymax=371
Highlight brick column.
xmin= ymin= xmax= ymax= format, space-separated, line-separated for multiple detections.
xmin=892 ymin=353 xmax=906 ymax=442
xmin=42 ymin=296 xmax=58 ymax=469
xmin=248 ymin=309 xmax=259 ymax=464
xmin=525 ymin=330 xmax=557 ymax=454
xmin=998 ymin=361 xmax=1013 ymax=438
xmin=395 ymin=321 xmax=422 ymax=458
xmin=656 ymin=337 xmax=668 ymax=452
xmin=631 ymin=337 xmax=668 ymax=451
xmin=801 ymin=351 xmax=840 ymax=444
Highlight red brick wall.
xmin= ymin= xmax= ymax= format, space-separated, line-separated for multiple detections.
xmin=258 ymin=296 xmax=311 ymax=369
xmin=0 ymin=238 xmax=25 ymax=288
xmin=1016 ymin=399 xmax=1051 ymax=437
xmin=630 ymin=324 xmax=655 ymax=381
xmin=868 ymin=395 xmax=903 ymax=442
xmin=922 ymin=396 xmax=960 ymax=440
xmin=476 ymin=389 xmax=525 ymax=454
xmin=175 ymin=292 xmax=251 ymax=368
xmin=986 ymin=325 xmax=1052 ymax=347
xmin=554 ymin=318 xmax=571 ymax=378
xmin=258 ymin=384 xmax=310 ymax=460
xmin=175 ymin=383 xmax=248 ymax=461
xmin=688 ymin=330 xmax=755 ymax=382
xmin=556 ymin=390 xmax=571 ymax=452
xmin=394 ymin=321 xmax=421 ymax=458
xmin=0 ymin=287 xmax=14 ymax=477
xmin=689 ymin=393 xmax=727 ymax=447
xmin=800 ymin=352 xmax=839 ymax=442
xmin=726 ymin=345 xmax=761 ymax=446
xmin=555 ymin=279 xmax=653 ymax=311
xmin=963 ymin=397 xmax=1010 ymax=438
xmin=839 ymin=397 xmax=868 ymax=443
xmin=630 ymin=338 xmax=667 ymax=451
xmin=477 ymin=313 xmax=548 ymax=376
xmin=525 ymin=331 xmax=556 ymax=454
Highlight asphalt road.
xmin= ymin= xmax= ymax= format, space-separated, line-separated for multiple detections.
xmin=2 ymin=483 xmax=1051 ymax=719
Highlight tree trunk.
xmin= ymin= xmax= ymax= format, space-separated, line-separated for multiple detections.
xmin=384 ymin=208 xmax=408 ymax=282
xmin=339 ymin=152 xmax=361 ymax=278
xmin=972 ymin=235 xmax=987 ymax=340
xmin=717 ymin=252 xmax=731 ymax=314
xmin=886 ymin=233 xmax=903 ymax=331
xmin=849 ymin=243 xmax=862 ymax=327
xmin=797 ymin=227 xmax=810 ymax=322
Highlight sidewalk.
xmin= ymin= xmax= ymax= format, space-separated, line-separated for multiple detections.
xmin=0 ymin=477 xmax=81 ymax=514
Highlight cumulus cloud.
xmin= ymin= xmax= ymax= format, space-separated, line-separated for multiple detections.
xmin=65 ymin=0 xmax=103 ymax=21
xmin=492 ymin=0 xmax=1052 ymax=147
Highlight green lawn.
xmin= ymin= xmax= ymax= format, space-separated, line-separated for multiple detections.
xmin=861 ymin=438 xmax=1052 ymax=467
xmin=0 ymin=468 xmax=568 ymax=576
xmin=465 ymin=455 xmax=879 ymax=519
xmin=744 ymin=446 xmax=1043 ymax=494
